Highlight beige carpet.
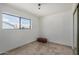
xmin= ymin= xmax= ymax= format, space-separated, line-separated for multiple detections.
xmin=7 ymin=41 xmax=73 ymax=55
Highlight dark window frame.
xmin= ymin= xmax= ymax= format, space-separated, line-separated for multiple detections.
xmin=2 ymin=13 xmax=31 ymax=30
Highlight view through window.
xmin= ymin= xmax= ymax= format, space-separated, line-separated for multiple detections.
xmin=2 ymin=13 xmax=31 ymax=29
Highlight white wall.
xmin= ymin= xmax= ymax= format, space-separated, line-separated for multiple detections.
xmin=40 ymin=10 xmax=73 ymax=46
xmin=72 ymin=3 xmax=78 ymax=13
xmin=0 ymin=4 xmax=39 ymax=53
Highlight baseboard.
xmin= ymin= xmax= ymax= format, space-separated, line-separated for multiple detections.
xmin=7 ymin=40 xmax=36 ymax=52
xmin=48 ymin=41 xmax=72 ymax=48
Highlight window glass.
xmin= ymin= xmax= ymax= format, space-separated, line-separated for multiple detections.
xmin=2 ymin=13 xmax=31 ymax=30
xmin=21 ymin=18 xmax=31 ymax=29
xmin=2 ymin=13 xmax=19 ymax=29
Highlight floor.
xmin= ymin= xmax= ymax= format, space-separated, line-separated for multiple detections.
xmin=7 ymin=41 xmax=73 ymax=55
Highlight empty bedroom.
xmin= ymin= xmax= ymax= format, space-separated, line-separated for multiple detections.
xmin=0 ymin=3 xmax=78 ymax=55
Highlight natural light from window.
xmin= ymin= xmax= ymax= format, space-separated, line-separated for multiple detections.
xmin=2 ymin=13 xmax=31 ymax=29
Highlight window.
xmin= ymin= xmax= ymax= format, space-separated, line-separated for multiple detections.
xmin=2 ymin=13 xmax=19 ymax=29
xmin=21 ymin=18 xmax=31 ymax=29
xmin=2 ymin=13 xmax=31 ymax=29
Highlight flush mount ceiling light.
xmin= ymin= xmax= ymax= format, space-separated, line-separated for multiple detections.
xmin=38 ymin=3 xmax=41 ymax=10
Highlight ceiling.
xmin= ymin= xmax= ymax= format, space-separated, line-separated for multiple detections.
xmin=7 ymin=3 xmax=72 ymax=17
